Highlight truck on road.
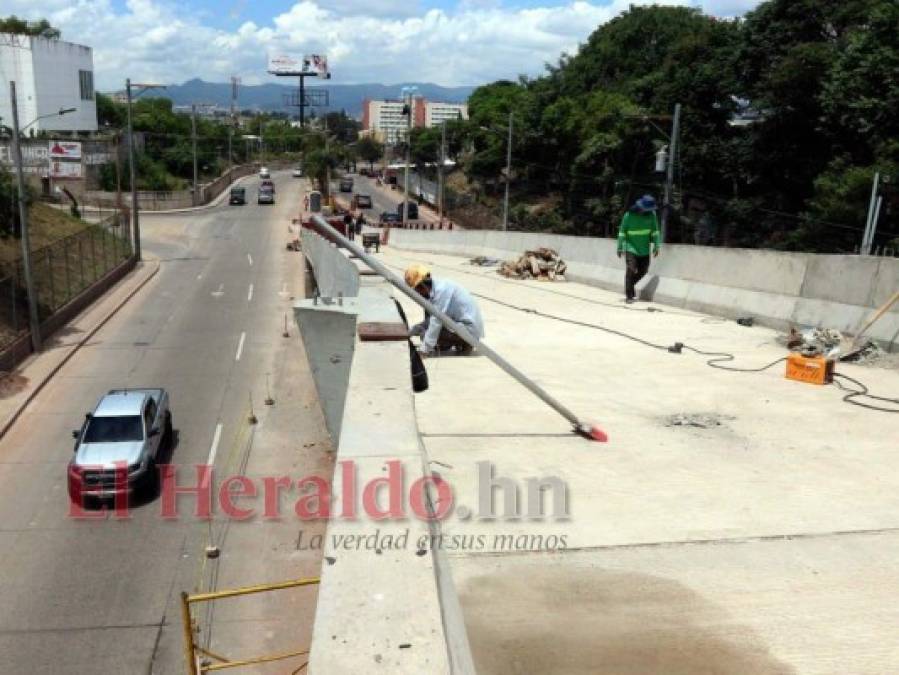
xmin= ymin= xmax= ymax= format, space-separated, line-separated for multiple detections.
xmin=68 ymin=389 xmax=173 ymax=503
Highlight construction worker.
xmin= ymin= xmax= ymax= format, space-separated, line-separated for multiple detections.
xmin=617 ymin=194 xmax=661 ymax=303
xmin=404 ymin=264 xmax=484 ymax=356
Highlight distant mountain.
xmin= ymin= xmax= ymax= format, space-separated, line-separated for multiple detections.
xmin=152 ymin=79 xmax=476 ymax=118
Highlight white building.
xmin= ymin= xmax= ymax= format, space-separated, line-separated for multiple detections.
xmin=426 ymin=101 xmax=468 ymax=127
xmin=0 ymin=33 xmax=98 ymax=133
xmin=362 ymin=97 xmax=467 ymax=145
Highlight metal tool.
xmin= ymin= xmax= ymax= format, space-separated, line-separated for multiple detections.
xmin=310 ymin=215 xmax=608 ymax=442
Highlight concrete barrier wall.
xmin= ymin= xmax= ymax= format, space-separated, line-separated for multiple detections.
xmin=389 ymin=229 xmax=899 ymax=350
xmin=299 ymin=239 xmax=475 ymax=673
xmin=301 ymin=228 xmax=361 ymax=299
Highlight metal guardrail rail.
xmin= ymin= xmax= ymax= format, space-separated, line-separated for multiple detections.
xmin=181 ymin=577 xmax=321 ymax=674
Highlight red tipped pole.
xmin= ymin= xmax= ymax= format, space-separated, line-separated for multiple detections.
xmin=310 ymin=214 xmax=609 ymax=443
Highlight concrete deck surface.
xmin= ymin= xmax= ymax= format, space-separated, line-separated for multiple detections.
xmin=382 ymin=246 xmax=899 ymax=674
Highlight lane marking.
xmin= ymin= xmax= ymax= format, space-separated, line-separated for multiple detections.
xmin=207 ymin=422 xmax=223 ymax=468
xmin=212 ymin=283 xmax=224 ymax=298
xmin=235 ymin=331 xmax=246 ymax=361
xmin=197 ymin=274 xmax=203 ymax=280
xmin=247 ymin=284 xmax=254 ymax=302
xmin=278 ymin=283 xmax=289 ymax=298
xmin=247 ymin=253 xmax=253 ymax=266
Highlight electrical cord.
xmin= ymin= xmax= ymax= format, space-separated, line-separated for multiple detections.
xmin=833 ymin=373 xmax=899 ymax=413
xmin=384 ymin=257 xmax=897 ymax=412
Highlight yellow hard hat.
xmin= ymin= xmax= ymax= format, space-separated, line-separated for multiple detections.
xmin=404 ymin=264 xmax=431 ymax=288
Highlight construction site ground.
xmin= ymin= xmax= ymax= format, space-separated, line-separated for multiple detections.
xmin=381 ymin=245 xmax=899 ymax=675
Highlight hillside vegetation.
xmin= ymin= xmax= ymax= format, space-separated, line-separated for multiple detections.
xmin=447 ymin=0 xmax=898 ymax=253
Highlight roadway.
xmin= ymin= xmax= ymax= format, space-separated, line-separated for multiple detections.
xmin=0 ymin=172 xmax=331 ymax=673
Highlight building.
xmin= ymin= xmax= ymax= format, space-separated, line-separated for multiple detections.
xmin=0 ymin=33 xmax=98 ymax=133
xmin=362 ymin=97 xmax=467 ymax=145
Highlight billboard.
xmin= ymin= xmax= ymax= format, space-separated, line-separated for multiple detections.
xmin=49 ymin=140 xmax=82 ymax=160
xmin=49 ymin=159 xmax=82 ymax=179
xmin=267 ymin=53 xmax=330 ymax=78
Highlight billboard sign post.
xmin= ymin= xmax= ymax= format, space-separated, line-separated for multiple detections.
xmin=267 ymin=53 xmax=331 ymax=128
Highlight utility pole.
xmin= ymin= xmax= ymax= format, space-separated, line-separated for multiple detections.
xmin=229 ymin=76 xmax=238 ymax=181
xmin=125 ymin=78 xmax=141 ymax=260
xmin=438 ymin=121 xmax=446 ymax=222
xmin=862 ymin=172 xmax=881 ymax=255
xmin=191 ymin=104 xmax=198 ymax=206
xmin=401 ymin=87 xmax=416 ymax=228
xmin=502 ymin=112 xmax=512 ymax=231
xmin=661 ymin=103 xmax=681 ymax=244
xmin=9 ymin=81 xmax=41 ymax=352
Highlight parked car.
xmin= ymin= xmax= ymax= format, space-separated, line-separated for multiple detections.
xmin=229 ymin=187 xmax=246 ymax=205
xmin=352 ymin=193 xmax=372 ymax=209
xmin=258 ymin=187 xmax=275 ymax=204
xmin=68 ymin=389 xmax=172 ymax=502
xmin=258 ymin=166 xmax=271 ymax=179
xmin=397 ymin=201 xmax=419 ymax=220
xmin=339 ymin=177 xmax=354 ymax=193
xmin=261 ymin=178 xmax=275 ymax=193
xmin=292 ymin=166 xmax=303 ymax=178
xmin=379 ymin=211 xmax=401 ymax=225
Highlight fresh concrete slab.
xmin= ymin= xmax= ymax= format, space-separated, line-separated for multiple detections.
xmin=382 ymin=245 xmax=899 ymax=674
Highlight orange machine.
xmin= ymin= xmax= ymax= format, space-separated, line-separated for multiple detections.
xmin=785 ymin=352 xmax=835 ymax=385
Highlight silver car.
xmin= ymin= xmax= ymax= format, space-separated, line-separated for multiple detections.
xmin=68 ymin=389 xmax=172 ymax=501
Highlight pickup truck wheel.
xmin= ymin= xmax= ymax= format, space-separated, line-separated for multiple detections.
xmin=140 ymin=458 xmax=160 ymax=499
xmin=163 ymin=413 xmax=173 ymax=449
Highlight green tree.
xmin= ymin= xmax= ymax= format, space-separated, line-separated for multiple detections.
xmin=0 ymin=16 xmax=61 ymax=39
xmin=357 ymin=136 xmax=384 ymax=171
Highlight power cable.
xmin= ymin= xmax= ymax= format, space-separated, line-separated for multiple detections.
xmin=833 ymin=373 xmax=899 ymax=413
xmin=396 ymin=256 xmax=895 ymax=410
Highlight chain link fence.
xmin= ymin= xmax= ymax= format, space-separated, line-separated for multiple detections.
xmin=0 ymin=215 xmax=132 ymax=355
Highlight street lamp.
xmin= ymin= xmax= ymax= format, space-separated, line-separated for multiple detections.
xmin=125 ymin=79 xmax=166 ymax=261
xmin=400 ymin=85 xmax=417 ymax=227
xmin=479 ymin=112 xmax=513 ymax=231
xmin=8 ymin=80 xmax=77 ymax=353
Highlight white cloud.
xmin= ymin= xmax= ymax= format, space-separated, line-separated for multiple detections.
xmin=1 ymin=0 xmax=763 ymax=90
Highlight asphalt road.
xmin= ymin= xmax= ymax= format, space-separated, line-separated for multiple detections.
xmin=0 ymin=172 xmax=331 ymax=673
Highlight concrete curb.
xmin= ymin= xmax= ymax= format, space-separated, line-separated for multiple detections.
xmin=139 ymin=174 xmax=255 ymax=215
xmin=0 ymin=259 xmax=161 ymax=440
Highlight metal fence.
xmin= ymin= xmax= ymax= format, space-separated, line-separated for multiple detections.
xmin=0 ymin=216 xmax=132 ymax=353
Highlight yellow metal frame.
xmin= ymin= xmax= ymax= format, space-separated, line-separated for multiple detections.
xmin=181 ymin=577 xmax=320 ymax=674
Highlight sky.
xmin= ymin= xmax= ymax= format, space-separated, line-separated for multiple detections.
xmin=7 ymin=0 xmax=763 ymax=90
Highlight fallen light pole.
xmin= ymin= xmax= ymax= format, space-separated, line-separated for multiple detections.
xmin=310 ymin=214 xmax=608 ymax=442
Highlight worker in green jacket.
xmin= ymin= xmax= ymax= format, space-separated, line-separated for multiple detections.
xmin=617 ymin=194 xmax=661 ymax=303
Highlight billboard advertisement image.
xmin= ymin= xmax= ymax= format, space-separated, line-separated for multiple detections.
xmin=268 ymin=53 xmax=330 ymax=78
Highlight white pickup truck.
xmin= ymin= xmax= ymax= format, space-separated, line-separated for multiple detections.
xmin=68 ymin=389 xmax=172 ymax=503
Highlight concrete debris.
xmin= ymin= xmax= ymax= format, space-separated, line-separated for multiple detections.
xmin=499 ymin=248 xmax=567 ymax=281
xmin=841 ymin=340 xmax=885 ymax=364
xmin=469 ymin=256 xmax=501 ymax=267
xmin=783 ymin=327 xmax=846 ymax=358
xmin=665 ymin=413 xmax=732 ymax=429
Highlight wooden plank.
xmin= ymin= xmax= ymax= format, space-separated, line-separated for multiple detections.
xmin=357 ymin=322 xmax=409 ymax=341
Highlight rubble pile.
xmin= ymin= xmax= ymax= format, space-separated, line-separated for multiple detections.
xmin=499 ymin=248 xmax=567 ymax=281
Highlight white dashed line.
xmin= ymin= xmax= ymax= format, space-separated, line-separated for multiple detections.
xmin=235 ymin=331 xmax=246 ymax=361
xmin=247 ymin=284 xmax=254 ymax=302
xmin=207 ymin=423 xmax=223 ymax=468
xmin=247 ymin=253 xmax=253 ymax=266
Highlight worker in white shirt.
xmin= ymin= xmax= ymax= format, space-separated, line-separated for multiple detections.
xmin=404 ymin=264 xmax=485 ymax=356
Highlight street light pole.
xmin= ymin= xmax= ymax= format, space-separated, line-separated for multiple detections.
xmin=125 ymin=78 xmax=141 ymax=260
xmin=502 ymin=112 xmax=512 ymax=231
xmin=661 ymin=103 xmax=681 ymax=244
xmin=8 ymin=81 xmax=42 ymax=352
xmin=191 ymin=104 xmax=198 ymax=206
xmin=401 ymin=85 xmax=417 ymax=228
xmin=438 ymin=121 xmax=446 ymax=222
